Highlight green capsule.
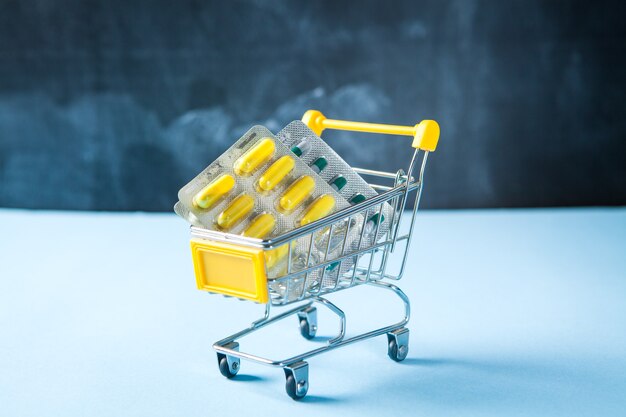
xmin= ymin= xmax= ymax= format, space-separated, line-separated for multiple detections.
xmin=291 ymin=140 xmax=311 ymax=157
xmin=350 ymin=193 xmax=366 ymax=205
xmin=310 ymin=157 xmax=328 ymax=174
xmin=368 ymin=212 xmax=385 ymax=225
xmin=330 ymin=175 xmax=347 ymax=192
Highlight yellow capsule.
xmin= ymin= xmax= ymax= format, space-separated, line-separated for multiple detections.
xmin=216 ymin=194 xmax=254 ymax=230
xmin=300 ymin=195 xmax=336 ymax=226
xmin=192 ymin=174 xmax=235 ymax=209
xmin=264 ymin=244 xmax=289 ymax=269
xmin=242 ymin=213 xmax=276 ymax=239
xmin=278 ymin=176 xmax=315 ymax=212
xmin=233 ymin=138 xmax=275 ymax=176
xmin=258 ymin=155 xmax=295 ymax=192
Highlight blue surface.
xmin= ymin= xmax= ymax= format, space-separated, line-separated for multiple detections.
xmin=1 ymin=208 xmax=625 ymax=416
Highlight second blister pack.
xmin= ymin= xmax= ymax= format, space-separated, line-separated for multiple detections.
xmin=276 ymin=121 xmax=395 ymax=292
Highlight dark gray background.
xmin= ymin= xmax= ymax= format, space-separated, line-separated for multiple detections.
xmin=1 ymin=0 xmax=625 ymax=211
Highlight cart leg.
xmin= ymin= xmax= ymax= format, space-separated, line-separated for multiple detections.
xmin=284 ymin=361 xmax=309 ymax=400
xmin=387 ymin=328 xmax=409 ymax=362
xmin=217 ymin=342 xmax=240 ymax=378
xmin=297 ymin=306 xmax=317 ymax=340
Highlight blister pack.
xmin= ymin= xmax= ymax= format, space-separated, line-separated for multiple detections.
xmin=275 ymin=121 xmax=395 ymax=293
xmin=175 ymin=126 xmax=350 ymax=281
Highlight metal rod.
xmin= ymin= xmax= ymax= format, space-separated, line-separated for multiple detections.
xmin=339 ymin=215 xmax=353 ymax=257
xmin=353 ymin=167 xmax=399 ymax=179
xmin=251 ymin=303 xmax=271 ymax=327
xmin=391 ymin=149 xmax=420 ymax=252
xmin=283 ymin=268 xmax=292 ymax=305
xmin=287 ymin=241 xmax=292 ymax=275
xmin=323 ymin=224 xmax=336 ymax=261
xmin=379 ymin=169 xmax=404 ymax=276
xmin=365 ymin=204 xmax=384 ymax=283
xmin=369 ymin=184 xmax=394 ymax=191
xmin=350 ymin=209 xmax=371 ymax=287
xmin=313 ymin=296 xmax=346 ymax=344
xmin=395 ymin=152 xmax=429 ymax=280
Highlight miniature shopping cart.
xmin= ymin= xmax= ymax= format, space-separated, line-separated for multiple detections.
xmin=187 ymin=110 xmax=439 ymax=399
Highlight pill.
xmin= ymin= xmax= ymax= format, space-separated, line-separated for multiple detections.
xmin=363 ymin=213 xmax=386 ymax=239
xmin=329 ymin=175 xmax=347 ymax=192
xmin=350 ymin=193 xmax=367 ymax=205
xmin=291 ymin=140 xmax=311 ymax=157
xmin=217 ymin=194 xmax=254 ymax=230
xmin=368 ymin=212 xmax=385 ymax=225
xmin=192 ymin=174 xmax=235 ymax=209
xmin=299 ymin=194 xmax=336 ymax=226
xmin=265 ymin=244 xmax=289 ymax=269
xmin=278 ymin=175 xmax=315 ymax=212
xmin=242 ymin=213 xmax=276 ymax=239
xmin=233 ymin=137 xmax=275 ymax=175
xmin=326 ymin=262 xmax=339 ymax=271
xmin=310 ymin=157 xmax=328 ymax=174
xmin=258 ymin=155 xmax=295 ymax=192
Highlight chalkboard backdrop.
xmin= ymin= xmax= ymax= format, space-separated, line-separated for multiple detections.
xmin=0 ymin=0 xmax=624 ymax=211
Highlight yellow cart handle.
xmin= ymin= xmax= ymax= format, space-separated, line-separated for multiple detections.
xmin=301 ymin=110 xmax=440 ymax=152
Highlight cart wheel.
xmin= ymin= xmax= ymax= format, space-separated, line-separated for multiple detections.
xmin=284 ymin=361 xmax=309 ymax=400
xmin=299 ymin=319 xmax=316 ymax=340
xmin=217 ymin=353 xmax=239 ymax=378
xmin=297 ymin=306 xmax=317 ymax=340
xmin=387 ymin=328 xmax=409 ymax=362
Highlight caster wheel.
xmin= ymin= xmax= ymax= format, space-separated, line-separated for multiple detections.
xmin=218 ymin=354 xmax=239 ymax=378
xmin=299 ymin=318 xmax=316 ymax=340
xmin=285 ymin=374 xmax=307 ymax=400
xmin=297 ymin=307 xmax=317 ymax=340
xmin=387 ymin=328 xmax=409 ymax=362
xmin=284 ymin=361 xmax=309 ymax=400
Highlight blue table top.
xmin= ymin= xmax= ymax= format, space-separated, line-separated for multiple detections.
xmin=1 ymin=208 xmax=625 ymax=416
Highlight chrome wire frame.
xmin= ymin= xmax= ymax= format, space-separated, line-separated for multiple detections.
xmin=213 ymin=281 xmax=410 ymax=368
xmin=204 ymin=149 xmax=430 ymax=373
